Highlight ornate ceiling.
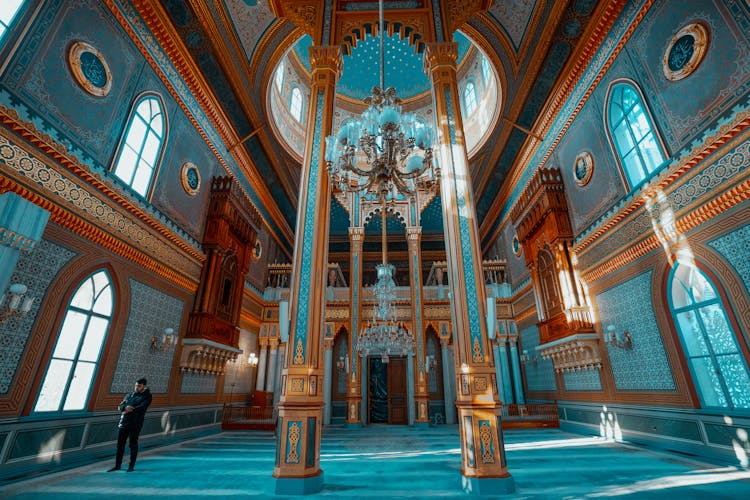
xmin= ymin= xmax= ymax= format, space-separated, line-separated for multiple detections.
xmin=155 ymin=0 xmax=607 ymax=255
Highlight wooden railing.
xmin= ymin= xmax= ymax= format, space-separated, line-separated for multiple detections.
xmin=501 ymin=403 xmax=559 ymax=428
xmin=222 ymin=404 xmax=276 ymax=430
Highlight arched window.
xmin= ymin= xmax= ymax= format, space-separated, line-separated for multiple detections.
xmin=607 ymin=82 xmax=666 ymax=188
xmin=290 ymin=87 xmax=303 ymax=122
xmin=274 ymin=61 xmax=284 ymax=92
xmin=464 ymin=81 xmax=477 ymax=115
xmin=0 ymin=0 xmax=25 ymax=43
xmin=481 ymin=57 xmax=491 ymax=85
xmin=34 ymin=270 xmax=114 ymax=412
xmin=669 ymin=263 xmax=750 ymax=410
xmin=112 ymin=95 xmax=165 ymax=197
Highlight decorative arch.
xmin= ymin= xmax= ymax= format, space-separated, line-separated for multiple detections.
xmin=337 ymin=19 xmax=433 ymax=56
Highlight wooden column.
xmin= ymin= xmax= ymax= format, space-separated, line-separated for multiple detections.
xmin=424 ymin=42 xmax=514 ymax=495
xmin=273 ymin=45 xmax=341 ymax=495
xmin=346 ymin=226 xmax=364 ymax=426
xmin=406 ymin=225 xmax=430 ymax=426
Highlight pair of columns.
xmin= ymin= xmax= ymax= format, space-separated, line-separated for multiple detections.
xmin=273 ymin=42 xmax=513 ymax=495
xmin=255 ymin=338 xmax=280 ymax=395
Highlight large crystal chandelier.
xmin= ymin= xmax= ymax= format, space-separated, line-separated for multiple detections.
xmin=325 ymin=0 xmax=434 ymax=361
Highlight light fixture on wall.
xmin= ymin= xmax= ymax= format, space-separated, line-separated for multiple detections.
xmin=605 ymin=325 xmax=632 ymax=350
xmin=248 ymin=352 xmax=259 ymax=367
xmin=150 ymin=327 xmax=176 ymax=352
xmin=520 ymin=349 xmax=539 ymax=366
xmin=0 ymin=283 xmax=35 ymax=323
xmin=336 ymin=354 xmax=349 ymax=374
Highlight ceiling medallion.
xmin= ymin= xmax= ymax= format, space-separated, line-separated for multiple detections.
xmin=663 ymin=23 xmax=709 ymax=82
xmin=252 ymin=239 xmax=263 ymax=261
xmin=572 ymin=151 xmax=594 ymax=187
xmin=67 ymin=41 xmax=112 ymax=97
xmin=180 ymin=162 xmax=201 ymax=196
xmin=512 ymin=234 xmax=522 ymax=257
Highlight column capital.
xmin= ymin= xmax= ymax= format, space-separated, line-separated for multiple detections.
xmin=406 ymin=226 xmax=422 ymax=240
xmin=259 ymin=338 xmax=269 ymax=348
xmin=440 ymin=336 xmax=451 ymax=348
xmin=348 ymin=226 xmax=365 ymax=241
xmin=309 ymin=45 xmax=343 ymax=86
xmin=423 ymin=42 xmax=458 ymax=76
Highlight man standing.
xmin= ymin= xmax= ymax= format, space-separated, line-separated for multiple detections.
xmin=108 ymin=377 xmax=152 ymax=472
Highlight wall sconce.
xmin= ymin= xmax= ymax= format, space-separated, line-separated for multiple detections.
xmin=0 ymin=283 xmax=35 ymax=323
xmin=150 ymin=327 xmax=176 ymax=352
xmin=425 ymin=354 xmax=437 ymax=373
xmin=248 ymin=352 xmax=259 ymax=367
xmin=520 ymin=349 xmax=539 ymax=366
xmin=605 ymin=325 xmax=632 ymax=349
xmin=336 ymin=354 xmax=349 ymax=373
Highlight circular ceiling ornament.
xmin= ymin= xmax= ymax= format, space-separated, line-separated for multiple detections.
xmin=68 ymin=41 xmax=112 ymax=97
xmin=573 ymin=151 xmax=594 ymax=187
xmin=512 ymin=234 xmax=522 ymax=257
xmin=180 ymin=162 xmax=201 ymax=196
xmin=663 ymin=23 xmax=709 ymax=82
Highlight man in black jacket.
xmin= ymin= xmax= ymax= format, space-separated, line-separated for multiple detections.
xmin=108 ymin=377 xmax=152 ymax=472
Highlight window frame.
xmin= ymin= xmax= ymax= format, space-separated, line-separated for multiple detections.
xmin=274 ymin=61 xmax=285 ymax=92
xmin=289 ymin=86 xmax=304 ymax=123
xmin=463 ymin=80 xmax=478 ymax=116
xmin=111 ymin=92 xmax=168 ymax=200
xmin=604 ymin=79 xmax=668 ymax=191
xmin=481 ymin=57 xmax=491 ymax=86
xmin=0 ymin=0 xmax=27 ymax=45
xmin=667 ymin=261 xmax=750 ymax=412
xmin=33 ymin=269 xmax=115 ymax=415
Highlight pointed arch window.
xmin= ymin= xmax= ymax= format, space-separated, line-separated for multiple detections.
xmin=290 ymin=87 xmax=303 ymax=123
xmin=0 ymin=0 xmax=25 ymax=43
xmin=607 ymin=82 xmax=666 ymax=188
xmin=34 ymin=270 xmax=114 ymax=412
xmin=464 ymin=81 xmax=477 ymax=115
xmin=113 ymin=95 xmax=165 ymax=197
xmin=669 ymin=263 xmax=750 ymax=410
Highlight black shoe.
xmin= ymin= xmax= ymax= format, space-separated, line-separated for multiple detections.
xmin=127 ymin=465 xmax=135 ymax=472
xmin=107 ymin=466 xmax=121 ymax=472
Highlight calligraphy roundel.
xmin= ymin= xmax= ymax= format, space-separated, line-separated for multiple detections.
xmin=68 ymin=41 xmax=112 ymax=97
xmin=663 ymin=23 xmax=709 ymax=82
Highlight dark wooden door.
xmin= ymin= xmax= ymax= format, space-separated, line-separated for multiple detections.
xmin=387 ymin=357 xmax=407 ymax=424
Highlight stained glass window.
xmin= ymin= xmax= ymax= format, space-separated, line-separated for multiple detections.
xmin=0 ymin=0 xmax=25 ymax=43
xmin=34 ymin=270 xmax=114 ymax=412
xmin=113 ymin=95 xmax=165 ymax=197
xmin=669 ymin=263 xmax=750 ymax=410
xmin=481 ymin=57 xmax=491 ymax=85
xmin=607 ymin=82 xmax=666 ymax=188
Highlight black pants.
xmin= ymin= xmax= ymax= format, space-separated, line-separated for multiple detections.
xmin=115 ymin=425 xmax=141 ymax=467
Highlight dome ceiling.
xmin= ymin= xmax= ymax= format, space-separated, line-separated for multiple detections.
xmin=292 ymin=31 xmax=472 ymax=101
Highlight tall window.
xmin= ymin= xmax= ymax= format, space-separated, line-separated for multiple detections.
xmin=274 ymin=62 xmax=284 ymax=92
xmin=113 ymin=95 xmax=165 ymax=197
xmin=607 ymin=82 xmax=665 ymax=188
xmin=35 ymin=270 xmax=114 ymax=412
xmin=464 ymin=82 xmax=477 ymax=115
xmin=0 ymin=0 xmax=25 ymax=43
xmin=290 ymin=87 xmax=303 ymax=122
xmin=481 ymin=57 xmax=491 ymax=85
xmin=669 ymin=263 xmax=750 ymax=410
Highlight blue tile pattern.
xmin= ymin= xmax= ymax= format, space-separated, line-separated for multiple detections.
xmin=180 ymin=371 xmax=217 ymax=394
xmin=445 ymin=89 xmax=483 ymax=358
xmin=707 ymin=223 xmax=750 ymax=297
xmin=596 ymin=270 xmax=676 ymax=391
xmin=563 ymin=369 xmax=603 ymax=392
xmin=0 ymin=239 xmax=75 ymax=394
xmin=110 ymin=279 xmax=184 ymax=394
xmin=521 ymin=324 xmax=557 ymax=392
xmin=292 ymin=90 xmax=325 ymax=364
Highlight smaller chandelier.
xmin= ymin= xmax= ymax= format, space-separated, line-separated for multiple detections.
xmin=324 ymin=86 xmax=440 ymax=199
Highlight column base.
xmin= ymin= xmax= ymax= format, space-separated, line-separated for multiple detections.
xmin=345 ymin=422 xmax=363 ymax=429
xmin=274 ymin=472 xmax=324 ymax=495
xmin=461 ymin=474 xmax=515 ymax=495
